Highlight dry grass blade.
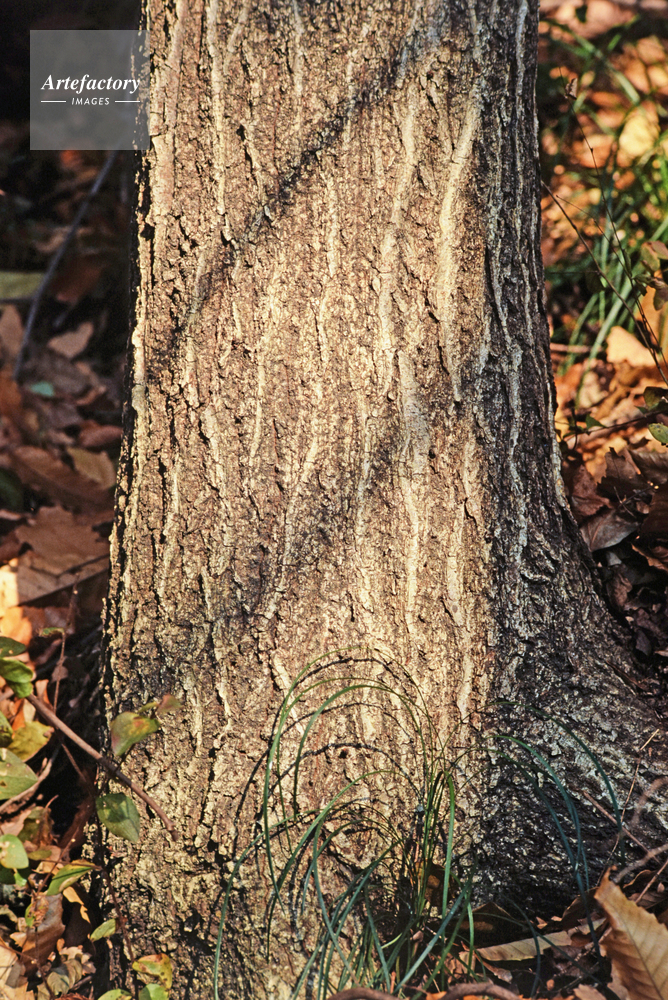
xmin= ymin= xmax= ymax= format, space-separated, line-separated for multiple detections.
xmin=595 ymin=873 xmax=668 ymax=1000
xmin=476 ymin=926 xmax=583 ymax=961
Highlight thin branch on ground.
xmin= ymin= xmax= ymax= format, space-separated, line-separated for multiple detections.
xmin=563 ymin=410 xmax=657 ymax=444
xmin=613 ymin=841 xmax=668 ymax=884
xmin=27 ymin=693 xmax=177 ymax=841
xmin=13 ymin=149 xmax=118 ymax=381
xmin=550 ymin=342 xmax=591 ymax=353
xmin=578 ymin=788 xmax=650 ymax=851
xmin=630 ymin=776 xmax=668 ymax=829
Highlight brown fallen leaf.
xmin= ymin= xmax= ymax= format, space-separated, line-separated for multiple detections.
xmin=12 ymin=506 xmax=109 ymax=603
xmin=0 ymin=939 xmax=33 ymax=1000
xmin=559 ymin=887 xmax=601 ymax=930
xmin=639 ymin=484 xmax=668 ymax=542
xmin=48 ymin=322 xmax=94 ymax=360
xmin=0 ymin=372 xmax=23 ymax=421
xmin=595 ymin=872 xmax=668 ymax=1000
xmin=633 ymin=542 xmax=668 ymax=573
xmin=67 ymin=447 xmax=116 ymax=489
xmin=13 ymin=894 xmax=65 ymax=974
xmin=637 ymin=286 xmax=668 ymax=350
xmin=580 ymin=507 xmax=639 ymax=551
xmin=574 ymin=987 xmax=607 ymax=1000
xmin=599 ymin=449 xmax=648 ymax=501
xmin=0 ymin=606 xmax=32 ymax=646
xmin=15 ymin=506 xmax=108 ymax=578
xmin=563 ymin=461 xmax=611 ymax=523
xmin=0 ymin=305 xmax=23 ymax=362
xmin=0 ymin=562 xmax=20 ymax=622
xmin=77 ymin=422 xmax=123 ymax=450
xmin=10 ymin=446 xmax=113 ymax=515
xmin=476 ymin=926 xmax=576 ymax=961
xmin=632 ymin=450 xmax=668 ymax=486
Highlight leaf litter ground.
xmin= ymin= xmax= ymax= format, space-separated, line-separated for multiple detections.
xmin=1 ymin=1 xmax=668 ymax=997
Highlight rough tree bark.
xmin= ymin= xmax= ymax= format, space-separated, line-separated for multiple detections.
xmin=102 ymin=0 xmax=667 ymax=996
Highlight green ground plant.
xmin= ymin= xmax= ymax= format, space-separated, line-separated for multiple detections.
xmin=214 ymin=653 xmax=628 ymax=1000
xmin=538 ymin=14 xmax=668 ymax=370
xmin=0 ymin=630 xmax=178 ymax=1000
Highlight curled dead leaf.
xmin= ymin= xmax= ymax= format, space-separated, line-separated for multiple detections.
xmin=595 ymin=872 xmax=668 ymax=1000
xmin=580 ymin=508 xmax=639 ymax=551
xmin=563 ymin=461 xmax=611 ymax=524
xmin=639 ymin=484 xmax=668 ymax=542
xmin=9 ymin=446 xmax=113 ymax=515
xmin=13 ymin=894 xmax=65 ymax=974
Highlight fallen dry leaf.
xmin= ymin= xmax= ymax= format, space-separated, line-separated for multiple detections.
xmin=13 ymin=894 xmax=65 ymax=974
xmin=11 ymin=506 xmax=109 ymax=604
xmin=0 ymin=372 xmax=23 ymax=422
xmin=0 ymin=305 xmax=23 ymax=362
xmin=580 ymin=507 xmax=639 ymax=551
xmin=0 ymin=940 xmax=33 ymax=1000
xmin=619 ymin=109 xmax=660 ymax=161
xmin=47 ymin=322 xmax=94 ymax=360
xmin=476 ymin=926 xmax=574 ymax=961
xmin=606 ymin=327 xmax=658 ymax=368
xmin=632 ymin=450 xmax=668 ymax=486
xmin=0 ymin=566 xmax=20 ymax=626
xmin=639 ymin=483 xmax=668 ymax=542
xmin=77 ymin=421 xmax=123 ymax=450
xmin=563 ymin=461 xmax=611 ymax=523
xmin=574 ymin=987 xmax=607 ymax=1000
xmin=595 ymin=872 xmax=668 ymax=1000
xmin=543 ymin=0 xmax=635 ymax=38
xmin=637 ymin=286 xmax=668 ymax=352
xmin=0 ymin=605 xmax=32 ymax=646
xmin=15 ymin=506 xmax=108 ymax=576
xmin=67 ymin=447 xmax=116 ymax=489
xmin=10 ymin=446 xmax=113 ymax=515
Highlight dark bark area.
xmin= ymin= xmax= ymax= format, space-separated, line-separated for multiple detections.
xmin=101 ymin=1 xmax=668 ymax=996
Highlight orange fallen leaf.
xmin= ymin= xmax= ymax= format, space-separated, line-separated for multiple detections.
xmin=606 ymin=327 xmax=658 ymax=368
xmin=0 ymin=606 xmax=32 ymax=646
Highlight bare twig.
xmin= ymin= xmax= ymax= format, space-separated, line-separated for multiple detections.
xmin=13 ymin=150 xmax=118 ymax=381
xmin=97 ymin=862 xmax=136 ymax=964
xmin=27 ymin=694 xmax=177 ymax=841
xmin=578 ymin=788 xmax=650 ymax=852
xmin=635 ymin=854 xmax=668 ymax=904
xmin=549 ymin=342 xmax=591 ymax=354
xmin=613 ymin=841 xmax=668 ymax=883
xmin=53 ymin=587 xmax=79 ymax=713
xmin=631 ymin=777 xmax=668 ymax=829
xmin=563 ymin=410 xmax=657 ymax=444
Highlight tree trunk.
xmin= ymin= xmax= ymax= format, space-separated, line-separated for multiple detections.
xmin=102 ymin=1 xmax=667 ymax=996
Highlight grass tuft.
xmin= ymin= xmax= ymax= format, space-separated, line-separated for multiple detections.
xmin=214 ymin=655 xmax=627 ymax=999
